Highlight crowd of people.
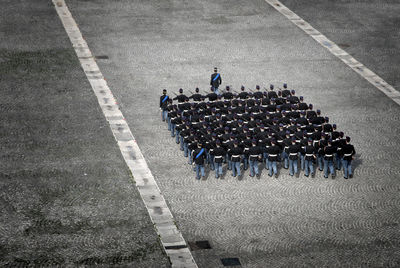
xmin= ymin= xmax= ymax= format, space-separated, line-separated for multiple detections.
xmin=159 ymin=71 xmax=355 ymax=180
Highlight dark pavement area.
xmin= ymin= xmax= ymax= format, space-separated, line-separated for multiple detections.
xmin=1 ymin=0 xmax=400 ymax=267
xmin=66 ymin=0 xmax=400 ymax=266
xmin=0 ymin=0 xmax=170 ymax=267
xmin=280 ymin=0 xmax=400 ymax=92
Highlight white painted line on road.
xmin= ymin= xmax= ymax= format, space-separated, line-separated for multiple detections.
xmin=265 ymin=0 xmax=400 ymax=106
xmin=52 ymin=1 xmax=197 ymax=267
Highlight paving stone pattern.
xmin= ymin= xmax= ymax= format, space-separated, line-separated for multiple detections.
xmin=67 ymin=0 xmax=400 ymax=266
xmin=0 ymin=0 xmax=170 ymax=267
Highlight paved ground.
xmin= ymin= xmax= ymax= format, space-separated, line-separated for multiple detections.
xmin=1 ymin=0 xmax=400 ymax=267
xmin=65 ymin=0 xmax=400 ymax=267
xmin=0 ymin=0 xmax=169 ymax=267
xmin=280 ymin=0 xmax=400 ymax=92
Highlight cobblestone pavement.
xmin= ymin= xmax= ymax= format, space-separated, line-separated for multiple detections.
xmin=67 ymin=0 xmax=400 ymax=266
xmin=280 ymin=0 xmax=400 ymax=92
xmin=1 ymin=0 xmax=399 ymax=267
xmin=0 ymin=0 xmax=169 ymax=267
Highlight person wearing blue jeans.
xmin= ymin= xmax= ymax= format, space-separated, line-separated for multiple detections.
xmin=288 ymin=137 xmax=301 ymax=177
xmin=341 ymin=136 xmax=356 ymax=179
xmin=228 ymin=140 xmax=243 ymax=177
xmin=248 ymin=139 xmax=262 ymax=178
xmin=323 ymin=139 xmax=336 ymax=179
xmin=192 ymin=143 xmax=206 ymax=180
xmin=303 ymin=139 xmax=316 ymax=177
xmin=212 ymin=140 xmax=226 ymax=178
xmin=266 ymin=139 xmax=280 ymax=178
xmin=159 ymin=89 xmax=169 ymax=122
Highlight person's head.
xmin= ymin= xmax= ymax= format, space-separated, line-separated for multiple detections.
xmin=256 ymin=85 xmax=260 ymax=90
xmin=291 ymin=137 xmax=296 ymax=144
xmin=198 ymin=142 xmax=202 ymax=148
xmin=308 ymin=138 xmax=312 ymax=145
xmin=226 ymin=85 xmax=230 ymax=91
xmin=317 ymin=109 xmax=321 ymax=115
xmin=291 ymin=89 xmax=295 ymax=95
xmin=214 ymin=67 xmax=218 ymax=73
xmin=234 ymin=140 xmax=239 ymax=147
xmin=216 ymin=139 xmax=221 ymax=147
xmin=252 ymin=139 xmax=257 ymax=146
xmin=210 ymin=86 xmax=214 ymax=92
xmin=163 ymin=89 xmax=167 ymax=95
xmin=241 ymin=85 xmax=245 ymax=91
xmin=270 ymin=84 xmax=274 ymax=90
xmin=283 ymin=83 xmax=287 ymax=89
xmin=346 ymin=136 xmax=351 ymax=143
xmin=195 ymin=87 xmax=199 ymax=93
xmin=179 ymin=88 xmax=183 ymax=94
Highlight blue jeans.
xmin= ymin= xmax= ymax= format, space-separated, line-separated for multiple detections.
xmin=323 ymin=159 xmax=335 ymax=177
xmin=215 ymin=162 xmax=223 ymax=178
xmin=180 ymin=136 xmax=184 ymax=150
xmin=342 ymin=159 xmax=352 ymax=178
xmin=249 ymin=159 xmax=259 ymax=177
xmin=241 ymin=155 xmax=248 ymax=170
xmin=300 ymin=154 xmax=305 ymax=170
xmin=232 ymin=161 xmax=241 ymax=177
xmin=226 ymin=153 xmax=232 ymax=170
xmin=167 ymin=116 xmax=171 ymax=130
xmin=317 ymin=155 xmax=323 ymax=170
xmin=161 ymin=110 xmax=168 ymax=121
xmin=304 ymin=159 xmax=314 ymax=176
xmin=263 ymin=152 xmax=269 ymax=169
xmin=170 ymin=123 xmax=176 ymax=137
xmin=184 ymin=143 xmax=189 ymax=157
xmin=268 ymin=160 xmax=277 ymax=176
xmin=208 ymin=154 xmax=215 ymax=170
xmin=175 ymin=130 xmax=180 ymax=143
xmin=196 ymin=164 xmax=205 ymax=179
xmin=289 ymin=159 xmax=298 ymax=176
xmin=335 ymin=154 xmax=342 ymax=170
xmin=282 ymin=151 xmax=289 ymax=169
xmin=188 ymin=150 xmax=192 ymax=164
xmin=214 ymin=87 xmax=220 ymax=95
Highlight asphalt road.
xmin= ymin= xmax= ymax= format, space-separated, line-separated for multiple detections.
xmin=1 ymin=0 xmax=400 ymax=267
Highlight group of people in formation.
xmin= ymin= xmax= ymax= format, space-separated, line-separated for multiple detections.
xmin=159 ymin=68 xmax=356 ymax=180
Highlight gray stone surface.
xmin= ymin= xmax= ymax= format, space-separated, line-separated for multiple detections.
xmin=280 ymin=0 xmax=400 ymax=92
xmin=2 ymin=0 xmax=400 ymax=267
xmin=0 ymin=0 xmax=170 ymax=267
xmin=66 ymin=0 xmax=400 ymax=267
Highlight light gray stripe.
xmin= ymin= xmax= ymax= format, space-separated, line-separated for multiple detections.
xmin=52 ymin=1 xmax=197 ymax=267
xmin=265 ymin=0 xmax=400 ymax=106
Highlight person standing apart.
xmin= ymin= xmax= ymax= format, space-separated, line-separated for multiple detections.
xmin=210 ymin=67 xmax=222 ymax=95
xmin=341 ymin=136 xmax=356 ymax=179
xmin=159 ymin=89 xmax=169 ymax=122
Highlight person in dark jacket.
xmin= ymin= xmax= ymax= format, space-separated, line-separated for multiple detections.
xmin=288 ymin=137 xmax=301 ymax=177
xmin=228 ymin=140 xmax=243 ymax=177
xmin=248 ymin=139 xmax=262 ymax=178
xmin=160 ymin=89 xmax=169 ymax=122
xmin=323 ymin=139 xmax=337 ymax=179
xmin=303 ymin=138 xmax=316 ymax=177
xmin=341 ymin=136 xmax=356 ymax=179
xmin=192 ymin=142 xmax=206 ymax=180
xmin=267 ymin=139 xmax=280 ymax=178
xmin=210 ymin=67 xmax=222 ymax=95
xmin=212 ymin=139 xmax=226 ymax=179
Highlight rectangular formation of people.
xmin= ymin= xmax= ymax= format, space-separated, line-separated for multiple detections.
xmin=159 ymin=84 xmax=355 ymax=180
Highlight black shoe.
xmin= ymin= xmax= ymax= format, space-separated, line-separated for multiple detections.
xmin=295 ymin=173 xmax=300 ymax=178
xmin=319 ymin=169 xmax=323 ymax=171
xmin=304 ymin=174 xmax=309 ymax=177
xmin=256 ymin=174 xmax=261 ymax=179
xmin=344 ymin=176 xmax=348 ymax=179
xmin=331 ymin=175 xmax=335 ymax=179
xmin=311 ymin=173 xmax=315 ymax=178
xmin=349 ymin=174 xmax=353 ymax=178
xmin=275 ymin=174 xmax=278 ymax=178
xmin=324 ymin=176 xmax=328 ymax=179
xmin=268 ymin=174 xmax=273 ymax=177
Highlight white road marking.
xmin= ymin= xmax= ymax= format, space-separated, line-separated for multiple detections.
xmin=265 ymin=0 xmax=400 ymax=106
xmin=52 ymin=1 xmax=197 ymax=267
